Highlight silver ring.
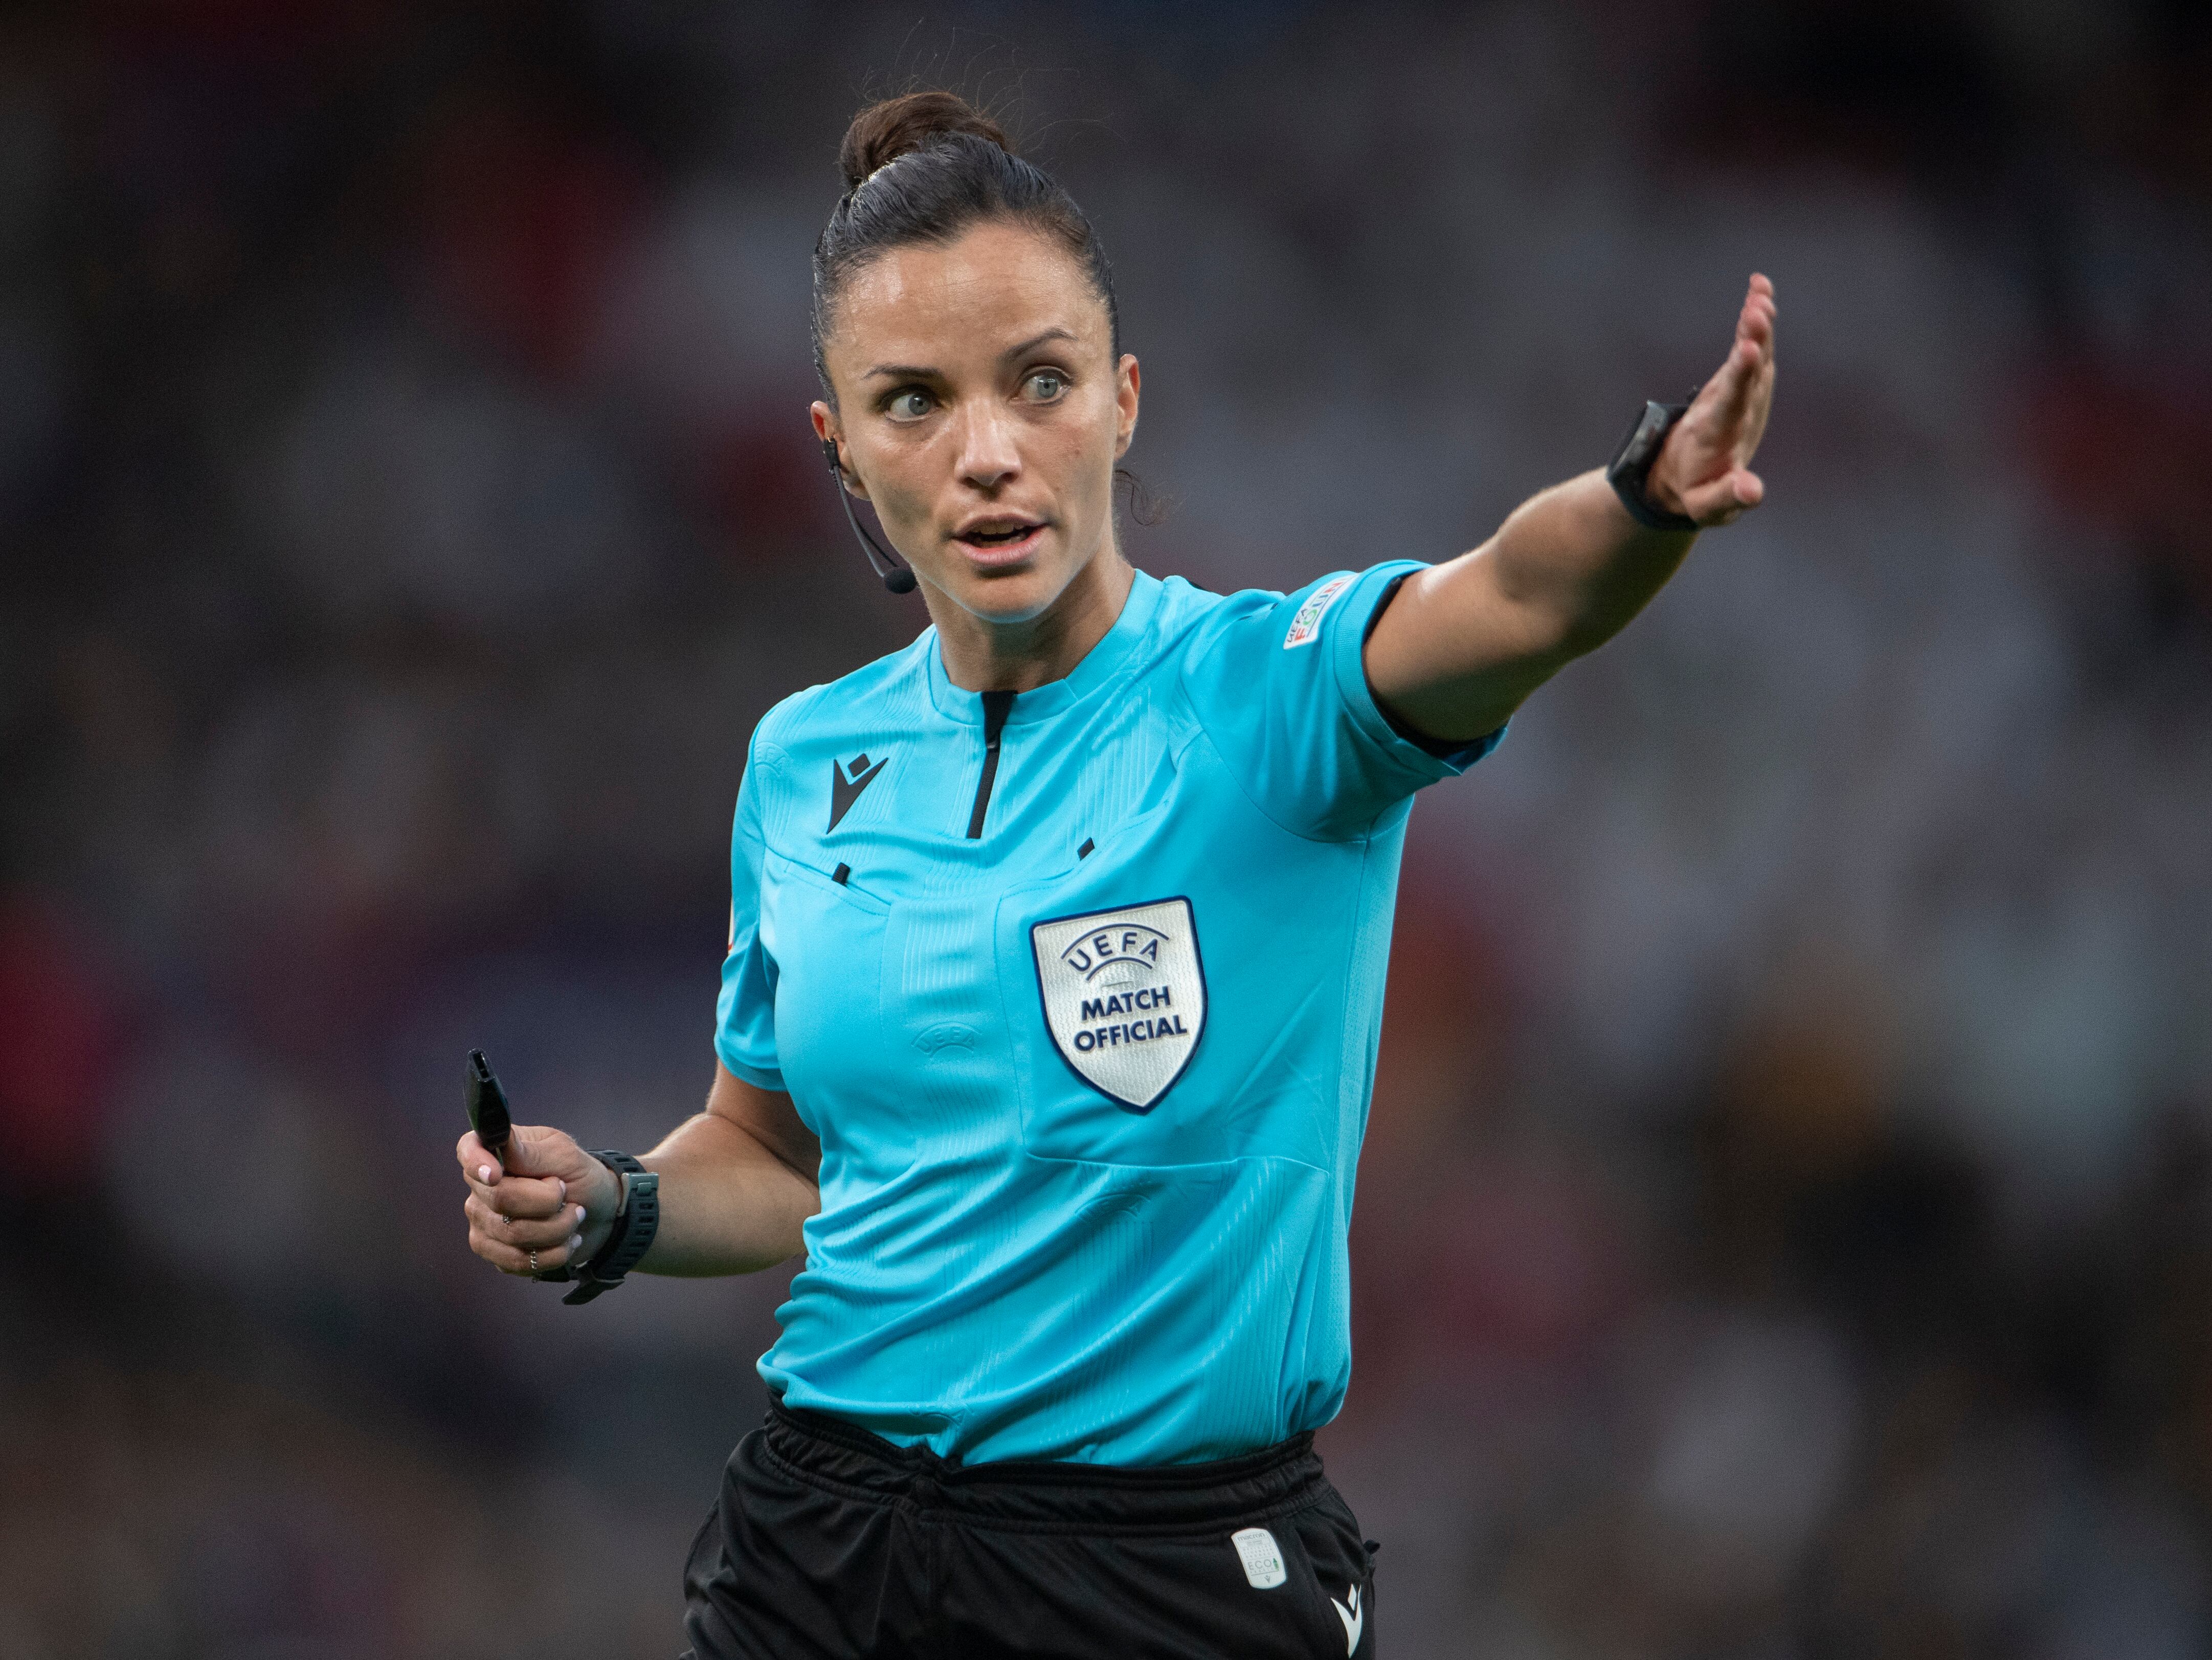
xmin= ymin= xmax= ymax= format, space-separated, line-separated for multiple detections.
xmin=528 ymin=1249 xmax=538 ymax=1273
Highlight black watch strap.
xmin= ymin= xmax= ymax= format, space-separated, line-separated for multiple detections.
xmin=1606 ymin=394 xmax=1700 ymax=533
xmin=554 ymin=1150 xmax=659 ymax=1305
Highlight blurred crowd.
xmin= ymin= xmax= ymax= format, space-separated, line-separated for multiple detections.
xmin=4 ymin=2 xmax=2210 ymax=1655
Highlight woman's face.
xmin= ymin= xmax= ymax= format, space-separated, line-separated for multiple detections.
xmin=812 ymin=220 xmax=1139 ymax=626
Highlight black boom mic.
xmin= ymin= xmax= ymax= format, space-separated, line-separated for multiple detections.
xmin=821 ymin=439 xmax=918 ymax=594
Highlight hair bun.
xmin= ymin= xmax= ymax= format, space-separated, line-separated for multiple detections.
xmin=839 ymin=91 xmax=1012 ymax=190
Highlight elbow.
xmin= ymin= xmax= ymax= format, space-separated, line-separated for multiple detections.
xmin=1552 ymin=615 xmax=1622 ymax=663
xmin=1544 ymin=589 xmax=1644 ymax=662
xmin=1504 ymin=599 xmax=1603 ymax=675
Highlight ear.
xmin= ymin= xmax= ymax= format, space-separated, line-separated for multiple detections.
xmin=810 ymin=401 xmax=870 ymax=500
xmin=1112 ymin=355 xmax=1141 ymax=459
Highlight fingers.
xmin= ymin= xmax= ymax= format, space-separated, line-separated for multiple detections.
xmin=1709 ymin=325 xmax=1764 ymax=432
xmin=1678 ymin=467 xmax=1764 ymax=527
xmin=465 ymin=1182 xmax=588 ymax=1242
xmin=1740 ymin=370 xmax=1775 ymax=462
xmin=1734 ymin=275 xmax=1777 ymax=449
xmin=456 ymin=1129 xmax=502 ymax=1183
xmin=1641 ymin=275 xmax=1777 ymax=525
xmin=1717 ymin=273 xmax=1776 ymax=388
xmin=465 ymin=1193 xmax=588 ymax=1276
xmin=455 ymin=1122 xmax=608 ymax=1278
xmin=456 ymin=1123 xmax=605 ymax=1215
xmin=1739 ymin=273 xmax=1776 ymax=347
xmin=454 ymin=1130 xmax=565 ymax=1211
xmin=464 ymin=1163 xmax=568 ymax=1217
xmin=1679 ymin=276 xmax=1776 ymax=475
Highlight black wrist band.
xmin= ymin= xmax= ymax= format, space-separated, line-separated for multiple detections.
xmin=544 ymin=1150 xmax=660 ymax=1305
xmin=1606 ymin=395 xmax=1700 ymax=533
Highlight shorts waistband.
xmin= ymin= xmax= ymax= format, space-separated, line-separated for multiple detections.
xmin=756 ymin=1404 xmax=1326 ymax=1532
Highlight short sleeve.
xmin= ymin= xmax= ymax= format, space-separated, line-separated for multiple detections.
xmin=714 ymin=733 xmax=785 ymax=1089
xmin=1181 ymin=561 xmax=1504 ymax=841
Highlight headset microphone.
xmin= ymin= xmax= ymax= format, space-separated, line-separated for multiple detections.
xmin=821 ymin=439 xmax=918 ymax=594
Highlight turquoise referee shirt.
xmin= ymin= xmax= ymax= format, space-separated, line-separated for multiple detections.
xmin=717 ymin=563 xmax=1500 ymax=1465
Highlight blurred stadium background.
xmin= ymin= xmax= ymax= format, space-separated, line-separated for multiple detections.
xmin=4 ymin=2 xmax=2211 ymax=1655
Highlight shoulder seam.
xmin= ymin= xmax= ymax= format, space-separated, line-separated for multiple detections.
xmin=755 ymin=681 xmax=833 ymax=750
xmin=1171 ymin=668 xmax=1382 ymax=848
xmin=1173 ymin=583 xmax=1398 ymax=844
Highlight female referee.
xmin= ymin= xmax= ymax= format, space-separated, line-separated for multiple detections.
xmin=456 ymin=91 xmax=1776 ymax=1659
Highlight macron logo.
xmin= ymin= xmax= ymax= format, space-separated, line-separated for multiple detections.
xmin=828 ymin=753 xmax=886 ymax=833
xmin=1331 ymin=1584 xmax=1364 ymax=1653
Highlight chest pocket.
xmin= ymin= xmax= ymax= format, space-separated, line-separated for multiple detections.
xmin=988 ymin=790 xmax=1321 ymax=1171
xmin=760 ymin=849 xmax=893 ymax=1137
xmin=878 ymin=888 xmax=1021 ymax=1146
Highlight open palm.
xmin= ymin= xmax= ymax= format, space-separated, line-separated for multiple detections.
xmin=1650 ymin=273 xmax=1777 ymax=528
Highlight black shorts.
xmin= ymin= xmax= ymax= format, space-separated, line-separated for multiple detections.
xmin=681 ymin=1404 xmax=1379 ymax=1659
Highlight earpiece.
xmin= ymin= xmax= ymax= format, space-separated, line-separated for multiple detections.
xmin=820 ymin=438 xmax=918 ymax=595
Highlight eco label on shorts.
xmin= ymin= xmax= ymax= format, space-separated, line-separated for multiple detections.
xmin=1030 ymin=898 xmax=1206 ymax=1113
xmin=1283 ymin=576 xmax=1352 ymax=648
xmin=1231 ymin=1526 xmax=1288 ymax=1590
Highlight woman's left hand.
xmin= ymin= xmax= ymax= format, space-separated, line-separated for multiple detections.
xmin=1646 ymin=273 xmax=1777 ymax=528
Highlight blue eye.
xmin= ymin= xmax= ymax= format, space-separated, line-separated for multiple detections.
xmin=1025 ymin=371 xmax=1067 ymax=401
xmin=889 ymin=390 xmax=932 ymax=419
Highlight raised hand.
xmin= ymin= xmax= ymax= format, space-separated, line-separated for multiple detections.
xmin=1648 ymin=274 xmax=1777 ymax=529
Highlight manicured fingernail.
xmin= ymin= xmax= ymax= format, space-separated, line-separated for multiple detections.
xmin=575 ymin=1206 xmax=587 ymax=1223
xmin=556 ymin=1180 xmax=567 ymax=1201
xmin=478 ymin=1165 xmax=493 ymax=1182
xmin=568 ymin=1234 xmax=582 ymax=1252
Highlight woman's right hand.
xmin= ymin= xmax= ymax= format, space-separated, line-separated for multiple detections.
xmin=457 ymin=1123 xmax=622 ymax=1277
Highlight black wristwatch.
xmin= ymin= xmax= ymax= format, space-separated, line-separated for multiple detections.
xmin=1606 ymin=394 xmax=1700 ymax=533
xmin=538 ymin=1149 xmax=660 ymax=1304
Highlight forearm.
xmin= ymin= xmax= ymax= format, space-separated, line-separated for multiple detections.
xmin=1488 ymin=468 xmax=1696 ymax=658
xmin=1367 ymin=470 xmax=1694 ymax=740
xmin=634 ymin=1110 xmax=818 ymax=1276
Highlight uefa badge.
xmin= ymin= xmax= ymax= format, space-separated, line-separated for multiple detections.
xmin=1030 ymin=898 xmax=1206 ymax=1112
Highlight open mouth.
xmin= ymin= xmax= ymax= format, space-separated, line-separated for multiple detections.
xmin=953 ymin=518 xmax=1046 ymax=557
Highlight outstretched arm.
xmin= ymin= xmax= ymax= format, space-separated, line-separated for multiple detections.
xmin=1365 ymin=275 xmax=1777 ymax=743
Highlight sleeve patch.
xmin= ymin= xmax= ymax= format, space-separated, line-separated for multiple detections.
xmin=1282 ymin=576 xmax=1353 ymax=649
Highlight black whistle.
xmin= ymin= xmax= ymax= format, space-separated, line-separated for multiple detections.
xmin=465 ymin=1049 xmax=513 ymax=1162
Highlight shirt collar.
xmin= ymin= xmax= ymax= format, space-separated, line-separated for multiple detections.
xmin=924 ymin=568 xmax=1163 ymax=727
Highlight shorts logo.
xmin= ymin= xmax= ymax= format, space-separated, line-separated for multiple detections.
xmin=1030 ymin=898 xmax=1206 ymax=1113
xmin=1331 ymin=1584 xmax=1365 ymax=1652
xmin=1283 ymin=576 xmax=1352 ymax=648
xmin=1230 ymin=1526 xmax=1287 ymax=1590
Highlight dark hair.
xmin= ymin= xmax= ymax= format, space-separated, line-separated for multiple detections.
xmin=810 ymin=91 xmax=1122 ymax=399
